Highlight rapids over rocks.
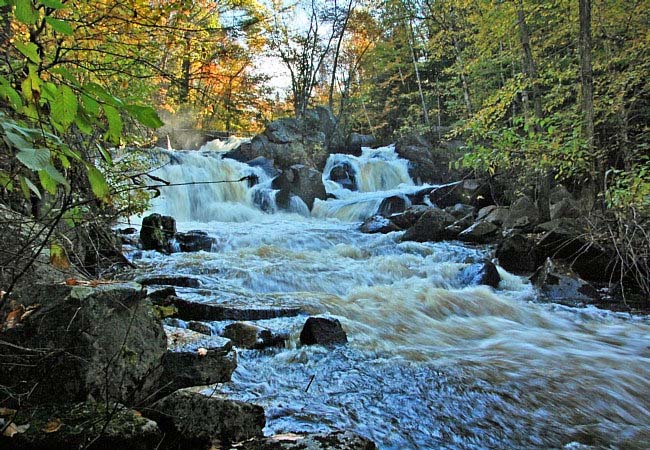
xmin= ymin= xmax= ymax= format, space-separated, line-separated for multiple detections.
xmin=129 ymin=141 xmax=650 ymax=449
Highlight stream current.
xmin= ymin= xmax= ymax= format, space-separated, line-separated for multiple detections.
xmin=128 ymin=141 xmax=650 ymax=449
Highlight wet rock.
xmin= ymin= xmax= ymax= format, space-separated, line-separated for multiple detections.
xmin=395 ymin=133 xmax=467 ymax=184
xmin=444 ymin=214 xmax=475 ymax=236
xmin=360 ymin=215 xmax=400 ymax=234
xmin=240 ymin=430 xmax=378 ymax=449
xmin=389 ymin=205 xmax=431 ymax=229
xmin=457 ymin=221 xmax=499 ymax=244
xmin=146 ymin=286 xmax=177 ymax=302
xmin=329 ymin=161 xmax=358 ymax=191
xmin=530 ymin=258 xmax=602 ymax=307
xmin=378 ymin=195 xmax=409 ymax=216
xmin=159 ymin=331 xmax=236 ymax=395
xmin=300 ymin=316 xmax=348 ymax=346
xmin=118 ymin=227 xmax=138 ymax=235
xmin=174 ymin=230 xmax=216 ymax=252
xmin=140 ymin=213 xmax=176 ymax=252
xmin=247 ymin=156 xmax=280 ymax=178
xmin=496 ymin=233 xmax=541 ymax=273
xmin=445 ymin=203 xmax=475 ymax=220
xmin=144 ymin=388 xmax=265 ymax=446
xmin=458 ymin=262 xmax=501 ymax=288
xmin=477 ymin=205 xmax=510 ymax=227
xmin=152 ymin=295 xmax=301 ymax=321
xmin=138 ymin=275 xmax=202 ymax=288
xmin=347 ymin=133 xmax=376 ymax=155
xmin=222 ymin=322 xmax=287 ymax=350
xmin=0 ymin=284 xmax=167 ymax=406
xmin=504 ymin=196 xmax=539 ymax=230
xmin=273 ymin=164 xmax=327 ymax=211
xmin=188 ymin=320 xmax=213 ymax=335
xmin=400 ymin=208 xmax=456 ymax=242
xmin=0 ymin=402 xmax=162 ymax=450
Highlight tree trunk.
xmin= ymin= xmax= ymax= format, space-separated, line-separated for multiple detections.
xmin=407 ymin=19 xmax=430 ymax=127
xmin=579 ymin=0 xmax=598 ymax=199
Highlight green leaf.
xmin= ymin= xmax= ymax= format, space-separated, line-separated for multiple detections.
xmin=74 ymin=113 xmax=93 ymax=134
xmin=24 ymin=177 xmax=41 ymax=199
xmin=17 ymin=148 xmax=51 ymax=171
xmin=38 ymin=168 xmax=58 ymax=194
xmin=86 ymin=165 xmax=110 ymax=200
xmin=50 ymin=84 xmax=78 ymax=131
xmin=97 ymin=144 xmax=113 ymax=165
xmin=102 ymin=105 xmax=122 ymax=144
xmin=0 ymin=79 xmax=23 ymax=111
xmin=3 ymin=130 xmax=31 ymax=150
xmin=19 ymin=176 xmax=30 ymax=199
xmin=14 ymin=41 xmax=41 ymax=63
xmin=39 ymin=0 xmax=65 ymax=8
xmin=15 ymin=0 xmax=38 ymax=25
xmin=0 ymin=171 xmax=13 ymax=190
xmin=81 ymin=93 xmax=100 ymax=117
xmin=125 ymin=104 xmax=164 ymax=129
xmin=45 ymin=17 xmax=73 ymax=35
xmin=83 ymin=83 xmax=122 ymax=107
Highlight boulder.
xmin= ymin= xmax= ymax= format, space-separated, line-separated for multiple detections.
xmin=444 ymin=203 xmax=475 ymax=220
xmin=360 ymin=215 xmax=400 ymax=234
xmin=0 ymin=283 xmax=167 ymax=406
xmin=174 ymin=230 xmax=216 ymax=252
xmin=429 ymin=180 xmax=491 ymax=209
xmin=458 ymin=262 xmax=501 ymax=288
xmin=144 ymin=389 xmax=265 ymax=446
xmin=240 ymin=431 xmax=378 ymax=449
xmin=347 ymin=133 xmax=376 ymax=155
xmin=137 ymin=275 xmax=202 ymax=288
xmin=503 ymin=196 xmax=539 ymax=230
xmin=549 ymin=184 xmax=573 ymax=204
xmin=400 ymin=208 xmax=457 ymax=243
xmin=188 ymin=320 xmax=213 ymax=335
xmin=389 ymin=205 xmax=431 ymax=229
xmin=395 ymin=133 xmax=468 ymax=184
xmin=300 ymin=317 xmax=348 ymax=346
xmin=477 ymin=205 xmax=510 ymax=227
xmin=328 ymin=161 xmax=358 ymax=191
xmin=377 ymin=195 xmax=409 ymax=216
xmin=140 ymin=213 xmax=176 ymax=252
xmin=0 ymin=402 xmax=162 ymax=450
xmin=550 ymin=197 xmax=582 ymax=220
xmin=530 ymin=258 xmax=602 ymax=307
xmin=159 ymin=332 xmax=237 ymax=395
xmin=273 ymin=164 xmax=327 ymax=211
xmin=495 ymin=233 xmax=541 ymax=273
xmin=222 ymin=322 xmax=287 ymax=350
xmin=246 ymin=156 xmax=280 ymax=178
xmin=146 ymin=286 xmax=176 ymax=302
xmin=457 ymin=221 xmax=499 ymax=244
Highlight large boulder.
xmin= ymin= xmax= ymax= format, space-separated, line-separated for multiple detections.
xmin=273 ymin=164 xmax=327 ymax=211
xmin=389 ymin=205 xmax=431 ymax=229
xmin=377 ymin=194 xmax=409 ymax=216
xmin=328 ymin=161 xmax=358 ymax=191
xmin=144 ymin=389 xmax=265 ymax=447
xmin=458 ymin=262 xmax=501 ymax=288
xmin=140 ymin=213 xmax=176 ymax=252
xmin=0 ymin=402 xmax=162 ymax=450
xmin=429 ymin=180 xmax=491 ymax=209
xmin=495 ymin=233 xmax=541 ymax=273
xmin=174 ymin=230 xmax=216 ymax=252
xmin=503 ymin=196 xmax=539 ymax=230
xmin=457 ymin=221 xmax=499 ymax=244
xmin=300 ymin=317 xmax=348 ymax=346
xmin=0 ymin=283 xmax=167 ymax=406
xmin=400 ymin=208 xmax=457 ymax=242
xmin=395 ymin=133 xmax=468 ymax=184
xmin=222 ymin=322 xmax=287 ymax=350
xmin=477 ymin=205 xmax=510 ymax=227
xmin=347 ymin=133 xmax=376 ymax=155
xmin=530 ymin=258 xmax=602 ymax=307
xmin=360 ymin=215 xmax=400 ymax=234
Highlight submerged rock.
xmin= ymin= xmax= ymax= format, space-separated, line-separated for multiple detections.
xmin=378 ymin=195 xmax=409 ymax=216
xmin=240 ymin=430 xmax=378 ymax=449
xmin=329 ymin=161 xmax=358 ymax=191
xmin=174 ymin=230 xmax=216 ymax=252
xmin=137 ymin=275 xmax=202 ymax=288
xmin=300 ymin=317 xmax=348 ymax=346
xmin=530 ymin=258 xmax=602 ymax=307
xmin=0 ymin=283 xmax=167 ymax=406
xmin=360 ymin=215 xmax=400 ymax=234
xmin=458 ymin=262 xmax=501 ymax=288
xmin=144 ymin=388 xmax=265 ymax=447
xmin=222 ymin=321 xmax=287 ymax=350
xmin=273 ymin=164 xmax=327 ymax=211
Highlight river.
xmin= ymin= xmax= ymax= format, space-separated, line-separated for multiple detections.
xmin=127 ymin=142 xmax=650 ymax=449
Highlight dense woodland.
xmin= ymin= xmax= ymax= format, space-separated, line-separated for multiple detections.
xmin=0 ymin=0 xmax=648 ymax=296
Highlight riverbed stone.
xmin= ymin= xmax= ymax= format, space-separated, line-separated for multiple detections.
xmin=144 ymin=388 xmax=265 ymax=446
xmin=360 ymin=215 xmax=400 ymax=234
xmin=137 ymin=275 xmax=202 ymax=288
xmin=504 ymin=196 xmax=539 ymax=230
xmin=222 ymin=321 xmax=287 ymax=350
xmin=240 ymin=431 xmax=378 ymax=449
xmin=389 ymin=205 xmax=431 ymax=229
xmin=0 ymin=283 xmax=167 ymax=406
xmin=400 ymin=208 xmax=456 ymax=242
xmin=174 ymin=230 xmax=216 ymax=252
xmin=495 ymin=233 xmax=540 ymax=273
xmin=329 ymin=161 xmax=358 ymax=191
xmin=458 ymin=262 xmax=501 ymax=288
xmin=300 ymin=316 xmax=348 ymax=346
xmin=530 ymin=258 xmax=602 ymax=307
xmin=378 ymin=195 xmax=409 ymax=216
xmin=273 ymin=164 xmax=327 ymax=210
xmin=457 ymin=220 xmax=499 ymax=244
xmin=140 ymin=213 xmax=176 ymax=252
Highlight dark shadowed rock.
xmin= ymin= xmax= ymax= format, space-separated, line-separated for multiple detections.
xmin=400 ymin=208 xmax=456 ymax=242
xmin=360 ymin=215 xmax=400 ymax=234
xmin=300 ymin=317 xmax=348 ymax=346
xmin=188 ymin=320 xmax=213 ymax=335
xmin=0 ymin=402 xmax=162 ymax=450
xmin=445 ymin=203 xmax=475 ymax=220
xmin=496 ymin=233 xmax=541 ymax=273
xmin=504 ymin=196 xmax=539 ymax=230
xmin=458 ymin=262 xmax=501 ymax=288
xmin=240 ymin=431 xmax=378 ymax=450
xmin=478 ymin=205 xmax=510 ymax=227
xmin=1 ymin=284 xmax=167 ymax=406
xmin=550 ymin=197 xmax=582 ymax=220
xmin=530 ymin=258 xmax=602 ymax=307
xmin=138 ymin=275 xmax=202 ymax=288
xmin=222 ymin=321 xmax=287 ymax=350
xmin=146 ymin=286 xmax=177 ymax=302
xmin=347 ymin=133 xmax=376 ymax=154
xmin=174 ymin=230 xmax=216 ymax=252
xmin=247 ymin=156 xmax=280 ymax=178
xmin=140 ymin=213 xmax=176 ymax=252
xmin=395 ymin=133 xmax=468 ymax=184
xmin=273 ymin=164 xmax=327 ymax=210
xmin=458 ymin=221 xmax=499 ymax=244
xmin=144 ymin=389 xmax=265 ymax=447
xmin=429 ymin=180 xmax=491 ymax=209
xmin=389 ymin=205 xmax=431 ymax=229
xmin=329 ymin=161 xmax=358 ymax=190
xmin=378 ymin=195 xmax=409 ymax=216
xmin=151 ymin=295 xmax=301 ymax=321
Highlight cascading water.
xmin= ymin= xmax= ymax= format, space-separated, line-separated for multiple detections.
xmin=130 ymin=141 xmax=650 ymax=449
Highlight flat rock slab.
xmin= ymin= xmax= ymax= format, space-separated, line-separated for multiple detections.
xmin=137 ymin=275 xmax=202 ymax=288
xmin=239 ymin=431 xmax=377 ymax=449
xmin=154 ymin=295 xmax=302 ymax=321
xmin=144 ymin=388 xmax=265 ymax=446
xmin=0 ymin=402 xmax=161 ymax=450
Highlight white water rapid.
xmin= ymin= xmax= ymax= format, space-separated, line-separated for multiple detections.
xmin=129 ymin=141 xmax=650 ymax=449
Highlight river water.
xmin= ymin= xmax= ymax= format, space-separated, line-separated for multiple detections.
xmin=128 ymin=142 xmax=650 ymax=449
